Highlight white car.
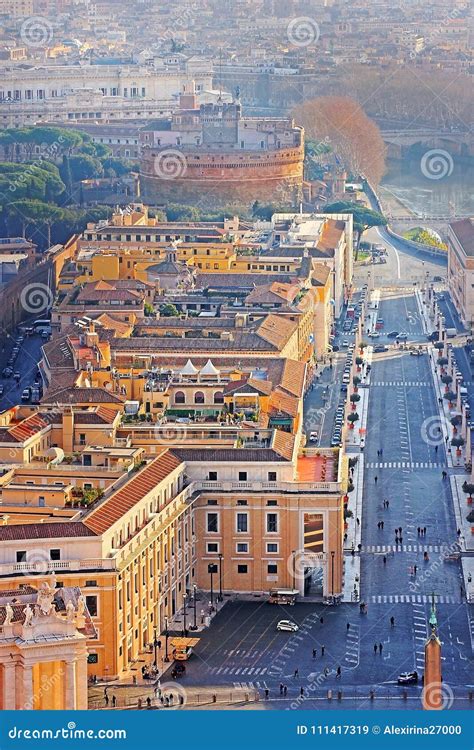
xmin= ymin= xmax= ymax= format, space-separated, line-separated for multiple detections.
xmin=398 ymin=332 xmax=408 ymax=340
xmin=309 ymin=431 xmax=318 ymax=442
xmin=342 ymin=340 xmax=349 ymax=347
xmin=368 ymin=331 xmax=380 ymax=338
xmin=277 ymin=620 xmax=299 ymax=632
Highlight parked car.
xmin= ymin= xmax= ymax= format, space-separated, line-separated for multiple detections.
xmin=410 ymin=349 xmax=423 ymax=356
xmin=397 ymin=671 xmax=418 ymax=685
xmin=374 ymin=345 xmax=388 ymax=353
xmin=398 ymin=332 xmax=408 ymax=340
xmin=340 ymin=384 xmax=348 ymax=393
xmin=2 ymin=367 xmax=12 ymax=378
xmin=309 ymin=431 xmax=318 ymax=442
xmin=277 ymin=620 xmax=299 ymax=632
xmin=21 ymin=387 xmax=31 ymax=402
xmin=368 ymin=331 xmax=380 ymax=338
xmin=387 ymin=331 xmax=399 ymax=338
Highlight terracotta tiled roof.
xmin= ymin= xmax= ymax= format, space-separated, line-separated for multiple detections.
xmin=1 ymin=414 xmax=51 ymax=444
xmin=0 ymin=522 xmax=97 ymax=541
xmin=268 ymin=389 xmax=299 ymax=418
xmin=317 ymin=219 xmax=345 ymax=254
xmin=272 ymin=430 xmax=296 ymax=461
xmin=311 ymin=264 xmax=331 ymax=286
xmin=223 ymin=377 xmax=273 ymax=396
xmin=84 ymin=451 xmax=183 ymax=534
xmin=42 ymin=387 xmax=126 ymax=405
xmin=256 ymin=314 xmax=297 ymax=348
xmin=279 ymin=359 xmax=307 ymax=398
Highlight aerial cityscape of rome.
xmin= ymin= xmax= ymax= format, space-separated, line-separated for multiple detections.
xmin=0 ymin=0 xmax=473 ymax=721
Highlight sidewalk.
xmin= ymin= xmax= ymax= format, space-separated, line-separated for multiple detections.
xmin=89 ymin=684 xmax=259 ymax=711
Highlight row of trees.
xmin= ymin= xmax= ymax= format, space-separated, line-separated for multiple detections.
xmin=0 ymin=126 xmax=137 ymax=249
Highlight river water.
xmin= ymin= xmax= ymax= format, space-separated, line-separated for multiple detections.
xmin=381 ymin=157 xmax=474 ymax=219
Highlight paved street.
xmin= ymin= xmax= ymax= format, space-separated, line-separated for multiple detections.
xmin=0 ymin=332 xmax=44 ymax=411
xmin=181 ymin=283 xmax=473 ymax=709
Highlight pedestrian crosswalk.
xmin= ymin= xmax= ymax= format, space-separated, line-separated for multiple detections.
xmin=370 ymin=594 xmax=457 ymax=604
xmin=371 ymin=381 xmax=431 ymax=387
xmin=361 ymin=544 xmax=443 ymax=554
xmin=365 ymin=461 xmax=442 ymax=469
xmin=206 ymin=665 xmax=268 ymax=677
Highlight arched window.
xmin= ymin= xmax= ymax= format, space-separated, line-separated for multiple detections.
xmin=175 ymin=391 xmax=186 ymax=404
xmin=214 ymin=391 xmax=224 ymax=404
xmin=194 ymin=391 xmax=205 ymax=404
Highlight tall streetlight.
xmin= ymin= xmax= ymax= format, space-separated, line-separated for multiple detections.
xmin=218 ymin=553 xmax=223 ymax=602
xmin=182 ymin=593 xmax=187 ymax=637
xmin=191 ymin=584 xmax=197 ymax=630
xmin=208 ymin=563 xmax=217 ymax=608
xmin=331 ymin=550 xmax=335 ymax=597
xmin=153 ymin=627 xmax=160 ymax=668
xmin=164 ymin=615 xmax=169 ymax=662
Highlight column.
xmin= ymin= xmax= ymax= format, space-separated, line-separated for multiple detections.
xmin=64 ymin=660 xmax=76 ymax=710
xmin=75 ymin=655 xmax=88 ymax=710
xmin=3 ymin=662 xmax=16 ymax=710
xmin=22 ymin=664 xmax=34 ymax=710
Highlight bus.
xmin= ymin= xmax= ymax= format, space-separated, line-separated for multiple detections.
xmin=268 ymin=589 xmax=299 ymax=605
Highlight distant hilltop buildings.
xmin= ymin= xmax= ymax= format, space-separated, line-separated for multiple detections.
xmin=140 ymin=86 xmax=304 ymax=209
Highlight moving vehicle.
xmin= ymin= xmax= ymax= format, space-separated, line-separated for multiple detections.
xmin=169 ymin=637 xmax=200 ymax=661
xmin=21 ymin=387 xmax=31 ymax=402
xmin=277 ymin=620 xmax=299 ymax=633
xmin=269 ymin=589 xmax=299 ymax=605
xmin=410 ymin=349 xmax=423 ymax=356
xmin=446 ymin=328 xmax=457 ymax=338
xmin=397 ymin=671 xmax=418 ymax=685
xmin=171 ymin=662 xmax=186 ymax=679
xmin=342 ymin=340 xmax=349 ymax=347
xmin=398 ymin=332 xmax=408 ymax=340
xmin=387 ymin=331 xmax=399 ymax=338
xmin=309 ymin=431 xmax=318 ymax=442
xmin=368 ymin=331 xmax=380 ymax=338
xmin=374 ymin=345 xmax=388 ymax=353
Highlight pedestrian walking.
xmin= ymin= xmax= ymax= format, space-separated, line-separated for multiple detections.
xmin=423 ymin=526 xmax=426 ymax=535
xmin=320 ymin=616 xmax=324 ymax=625
xmin=390 ymin=616 xmax=395 ymax=628
xmin=435 ymin=445 xmax=438 ymax=454
xmin=321 ymin=645 xmax=325 ymax=656
xmin=104 ymin=694 xmax=109 ymax=707
xmin=336 ymin=666 xmax=341 ymax=678
xmin=386 ymin=499 xmax=389 ymax=508
xmin=356 ymin=517 xmax=360 ymax=526
xmin=146 ymin=697 xmax=151 ymax=708
xmin=138 ymin=697 xmax=142 ymax=709
xmin=346 ymin=622 xmax=350 ymax=632
xmin=280 ymin=683 xmax=284 ymax=695
xmin=294 ymin=668 xmax=299 ymax=678
xmin=417 ymin=526 xmax=420 ymax=536
xmin=112 ymin=695 xmax=117 ymax=707
xmin=383 ymin=555 xmax=387 ymax=564
xmin=374 ymin=643 xmax=378 ymax=654
xmin=379 ymin=642 xmax=383 ymax=654
xmin=283 ymin=685 xmax=287 ymax=696
xmin=300 ymin=686 xmax=304 ymax=697
xmin=381 ymin=521 xmax=384 ymax=529
xmin=414 ymin=565 xmax=417 ymax=576
xmin=312 ymin=648 xmax=317 ymax=659
xmin=265 ymin=688 xmax=269 ymax=700
xmin=374 ymin=475 xmax=378 ymax=484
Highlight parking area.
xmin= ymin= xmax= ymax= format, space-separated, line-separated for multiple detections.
xmin=0 ymin=331 xmax=45 ymax=411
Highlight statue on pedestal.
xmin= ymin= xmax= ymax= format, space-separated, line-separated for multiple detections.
xmin=23 ymin=604 xmax=33 ymax=627
xmin=4 ymin=601 xmax=13 ymax=625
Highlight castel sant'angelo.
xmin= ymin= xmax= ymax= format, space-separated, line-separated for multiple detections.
xmin=140 ymin=85 xmax=304 ymax=208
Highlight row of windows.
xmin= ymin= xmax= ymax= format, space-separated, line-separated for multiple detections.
xmin=207 ymin=471 xmax=277 ymax=482
xmin=175 ymin=391 xmax=223 ymax=405
xmin=206 ymin=512 xmax=278 ymax=534
xmin=207 ymin=541 xmax=279 ymax=554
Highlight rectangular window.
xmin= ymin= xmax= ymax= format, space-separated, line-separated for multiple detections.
xmin=236 ymin=513 xmax=248 ymax=533
xmin=206 ymin=542 xmax=219 ymax=553
xmin=16 ymin=551 xmax=26 ymax=562
xmin=208 ymin=471 xmax=218 ymax=481
xmin=236 ymin=542 xmax=248 ymax=553
xmin=268 ymin=471 xmax=277 ymax=482
xmin=268 ymin=563 xmax=278 ymax=574
xmin=86 ymin=595 xmax=98 ymax=617
xmin=50 ymin=549 xmax=61 ymax=561
xmin=238 ymin=471 xmax=247 ymax=482
xmin=267 ymin=543 xmax=278 ymax=553
xmin=207 ymin=512 xmax=218 ymax=533
xmin=237 ymin=564 xmax=248 ymax=574
xmin=267 ymin=513 xmax=278 ymax=533
xmin=85 ymin=580 xmax=97 ymax=587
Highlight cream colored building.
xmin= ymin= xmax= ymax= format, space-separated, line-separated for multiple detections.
xmin=447 ymin=218 xmax=474 ymax=331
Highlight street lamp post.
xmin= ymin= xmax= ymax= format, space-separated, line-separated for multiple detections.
xmin=192 ymin=584 xmax=197 ymax=630
xmin=218 ymin=553 xmax=223 ymax=602
xmin=153 ymin=627 xmax=158 ymax=667
xmin=164 ymin=616 xmax=169 ymax=662
xmin=182 ymin=593 xmax=187 ymax=636
xmin=208 ymin=563 xmax=217 ymax=608
xmin=331 ymin=550 xmax=335 ymax=596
